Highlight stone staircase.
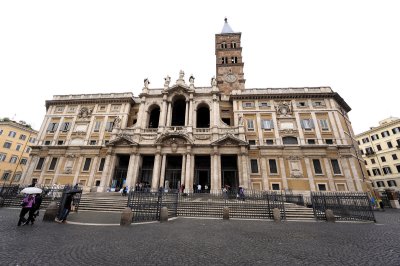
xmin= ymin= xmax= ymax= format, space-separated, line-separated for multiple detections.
xmin=78 ymin=192 xmax=129 ymax=212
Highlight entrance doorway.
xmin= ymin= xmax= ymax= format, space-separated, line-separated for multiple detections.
xmin=221 ymin=155 xmax=239 ymax=190
xmin=164 ymin=156 xmax=182 ymax=190
xmin=139 ymin=156 xmax=154 ymax=190
xmin=194 ymin=155 xmax=211 ymax=192
xmin=112 ymin=155 xmax=129 ymax=191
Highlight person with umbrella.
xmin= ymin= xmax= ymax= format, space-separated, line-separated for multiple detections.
xmin=17 ymin=194 xmax=35 ymax=226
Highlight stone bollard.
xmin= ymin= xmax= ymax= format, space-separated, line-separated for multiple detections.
xmin=273 ymin=208 xmax=281 ymax=222
xmin=223 ymin=207 xmax=229 ymax=220
xmin=325 ymin=209 xmax=335 ymax=222
xmin=160 ymin=207 xmax=168 ymax=223
xmin=120 ymin=207 xmax=133 ymax=226
xmin=43 ymin=201 xmax=59 ymax=222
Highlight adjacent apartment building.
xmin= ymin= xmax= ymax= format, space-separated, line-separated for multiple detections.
xmin=356 ymin=117 xmax=400 ymax=191
xmin=0 ymin=119 xmax=38 ymax=184
xmin=21 ymin=19 xmax=369 ymax=194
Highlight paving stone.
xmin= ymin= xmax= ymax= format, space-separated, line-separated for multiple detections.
xmin=1 ymin=208 xmax=400 ymax=265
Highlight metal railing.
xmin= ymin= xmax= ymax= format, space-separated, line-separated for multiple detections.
xmin=311 ymin=192 xmax=376 ymax=222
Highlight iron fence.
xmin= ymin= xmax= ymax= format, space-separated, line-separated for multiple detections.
xmin=0 ymin=185 xmax=20 ymax=207
xmin=311 ymin=192 xmax=376 ymax=222
xmin=283 ymin=193 xmax=304 ymax=206
xmin=57 ymin=188 xmax=83 ymax=217
xmin=127 ymin=191 xmax=178 ymax=223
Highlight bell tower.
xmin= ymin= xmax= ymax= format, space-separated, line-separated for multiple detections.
xmin=215 ymin=18 xmax=245 ymax=95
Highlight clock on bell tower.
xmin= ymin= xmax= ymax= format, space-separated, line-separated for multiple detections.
xmin=215 ymin=18 xmax=245 ymax=95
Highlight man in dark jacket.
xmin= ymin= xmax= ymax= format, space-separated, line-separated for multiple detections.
xmin=57 ymin=194 xmax=73 ymax=223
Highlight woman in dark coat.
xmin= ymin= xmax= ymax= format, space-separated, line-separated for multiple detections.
xmin=17 ymin=194 xmax=35 ymax=226
xmin=57 ymin=194 xmax=73 ymax=223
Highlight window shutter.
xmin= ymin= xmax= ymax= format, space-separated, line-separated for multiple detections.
xmin=300 ymin=120 xmax=305 ymax=129
xmin=47 ymin=123 xmax=53 ymax=131
xmin=309 ymin=119 xmax=314 ymax=128
xmin=270 ymin=120 xmax=274 ymax=129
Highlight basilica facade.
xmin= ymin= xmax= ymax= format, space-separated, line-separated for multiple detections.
xmin=21 ymin=19 xmax=368 ymax=194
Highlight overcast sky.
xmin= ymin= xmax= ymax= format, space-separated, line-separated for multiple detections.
xmin=0 ymin=0 xmax=399 ymax=134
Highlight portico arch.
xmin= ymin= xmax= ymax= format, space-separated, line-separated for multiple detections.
xmin=171 ymin=96 xmax=186 ymax=126
xmin=196 ymin=103 xmax=210 ymax=128
xmin=147 ymin=104 xmax=160 ymax=128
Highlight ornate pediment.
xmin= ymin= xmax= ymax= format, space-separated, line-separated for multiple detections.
xmin=211 ymin=134 xmax=248 ymax=146
xmin=156 ymin=132 xmax=193 ymax=145
xmin=107 ymin=134 xmax=138 ymax=146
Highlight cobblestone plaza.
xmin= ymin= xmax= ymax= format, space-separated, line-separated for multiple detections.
xmin=1 ymin=208 xmax=399 ymax=265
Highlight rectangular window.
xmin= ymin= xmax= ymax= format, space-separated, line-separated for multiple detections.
xmin=317 ymin=184 xmax=327 ymax=191
xmin=301 ymin=119 xmax=314 ymax=130
xmin=297 ymin=101 xmax=307 ymax=107
xmin=29 ymin=137 xmax=36 ymax=143
xmin=392 ymin=154 xmax=398 ymax=160
xmin=57 ymin=140 xmax=64 ymax=145
xmin=371 ymin=158 xmax=376 ymax=164
xmin=248 ymin=140 xmax=256 ymax=145
xmin=231 ymin=57 xmax=238 ymax=63
xmin=331 ymin=159 xmax=341 ymax=175
xmin=272 ymin=183 xmax=280 ymax=190
xmin=0 ymin=129 xmax=3 ymax=135
xmin=381 ymin=156 xmax=386 ymax=162
xmin=105 ymin=122 xmax=114 ymax=132
xmin=366 ymin=170 xmax=371 ymax=176
xmin=98 ymin=158 xmax=106 ymax=172
xmin=2 ymin=172 xmax=11 ymax=181
xmin=44 ymin=140 xmax=51 ymax=145
xmin=307 ymin=139 xmax=316 ymax=144
xmin=60 ymin=122 xmax=71 ymax=132
xmin=365 ymin=147 xmax=374 ymax=155
xmin=46 ymin=122 xmax=59 ymax=132
xmin=20 ymin=158 xmax=27 ymax=165
xmin=388 ymin=180 xmax=397 ymax=187
xmin=98 ymin=105 xmax=107 ymax=112
xmin=16 ymin=144 xmax=22 ymax=151
xmin=94 ymin=121 xmax=102 ymax=132
xmin=325 ymin=139 xmax=334 ymax=145
xmin=372 ymin=168 xmax=381 ymax=176
xmin=392 ymin=127 xmax=400 ymax=134
xmin=221 ymin=57 xmax=228 ymax=64
xmin=26 ymin=147 xmax=31 ymax=153
xmin=261 ymin=119 xmax=274 ymax=130
xmin=8 ymin=131 xmax=17 ymax=137
xmin=397 ymin=139 xmax=400 ymax=147
xmin=90 ymin=140 xmax=97 ymax=145
xmin=36 ymin=158 xmax=45 ymax=170
xmin=362 ymin=137 xmax=370 ymax=143
xmin=319 ymin=119 xmax=329 ymax=131
xmin=376 ymin=144 xmax=382 ymax=151
xmin=381 ymin=131 xmax=390 ymax=138
xmin=376 ymin=181 xmax=385 ymax=187
xmin=242 ymin=102 xmax=254 ymax=108
xmin=48 ymin=157 xmax=58 ymax=171
xmin=3 ymin=142 xmax=12 ymax=149
xmin=265 ymin=139 xmax=274 ymax=145
xmin=259 ymin=102 xmax=269 ymax=108
xmin=371 ymin=134 xmax=379 ymax=141
xmin=313 ymin=101 xmax=325 ymax=107
xmin=387 ymin=141 xmax=393 ymax=148
xmin=246 ymin=119 xmax=254 ymax=131
xmin=397 ymin=165 xmax=400 ymax=173
xmin=0 ymin=153 xmax=6 ymax=161
xmin=312 ymin=159 xmax=323 ymax=175
xmin=250 ymin=159 xmax=258 ymax=173
xmin=9 ymin=156 xmax=18 ymax=164
xmin=14 ymin=173 xmax=22 ymax=182
xmin=83 ymin=158 xmax=92 ymax=171
xmin=269 ymin=159 xmax=278 ymax=174
xmin=382 ymin=166 xmax=392 ymax=175
xmin=19 ymin=134 xmax=27 ymax=140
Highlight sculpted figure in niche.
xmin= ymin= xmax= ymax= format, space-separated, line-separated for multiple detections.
xmin=78 ymin=107 xmax=92 ymax=119
xmin=164 ymin=75 xmax=171 ymax=87
xmin=179 ymin=70 xmax=185 ymax=80
xmin=113 ymin=116 xmax=122 ymax=129
xmin=189 ymin=74 xmax=195 ymax=85
xmin=238 ymin=114 xmax=244 ymax=126
xmin=211 ymin=76 xmax=217 ymax=87
xmin=144 ymin=78 xmax=150 ymax=88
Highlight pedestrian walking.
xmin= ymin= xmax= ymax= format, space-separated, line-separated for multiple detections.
xmin=56 ymin=193 xmax=73 ymax=223
xmin=197 ymin=184 xmax=202 ymax=193
xmin=17 ymin=194 xmax=35 ymax=226
xmin=25 ymin=193 xmax=43 ymax=225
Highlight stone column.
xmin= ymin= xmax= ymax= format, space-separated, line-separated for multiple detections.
xmin=53 ymin=117 xmax=64 ymax=144
xmin=241 ymin=152 xmax=250 ymax=189
xmin=184 ymin=152 xmax=192 ymax=193
xmin=333 ymin=111 xmax=347 ymax=145
xmin=217 ymin=154 xmax=222 ymax=191
xmin=294 ymin=112 xmax=305 ymax=145
xmin=159 ymin=154 xmax=167 ymax=188
xmin=52 ymin=156 xmax=65 ymax=185
xmin=99 ymin=116 xmax=108 ymax=145
xmin=279 ymin=158 xmax=288 ymax=190
xmin=84 ymin=115 xmax=96 ymax=145
xmin=212 ymin=96 xmax=218 ymax=127
xmin=184 ymin=100 xmax=189 ymax=126
xmin=304 ymin=158 xmax=316 ymax=191
xmin=166 ymin=102 xmax=172 ymax=127
xmin=349 ymin=157 xmax=363 ymax=192
xmin=311 ymin=113 xmax=322 ymax=144
xmin=340 ymin=157 xmax=356 ymax=191
xmin=99 ymin=154 xmax=112 ymax=191
xmin=181 ymin=154 xmax=186 ymax=185
xmin=159 ymin=95 xmax=168 ymax=128
xmin=323 ymin=158 xmax=336 ymax=191
xmin=271 ymin=112 xmax=280 ymax=145
xmin=21 ymin=156 xmax=38 ymax=185
xmin=125 ymin=154 xmax=136 ymax=189
xmin=66 ymin=109 xmax=79 ymax=145
xmin=188 ymin=97 xmax=194 ymax=127
xmin=87 ymin=156 xmax=99 ymax=188
xmin=261 ymin=158 xmax=269 ymax=191
xmin=37 ymin=115 xmax=52 ymax=144
xmin=256 ymin=113 xmax=263 ymax=145
xmin=38 ymin=157 xmax=51 ymax=184
xmin=328 ymin=112 xmax=341 ymax=145
xmin=151 ymin=151 xmax=162 ymax=191
xmin=131 ymin=155 xmax=141 ymax=189
xmin=72 ymin=156 xmax=84 ymax=186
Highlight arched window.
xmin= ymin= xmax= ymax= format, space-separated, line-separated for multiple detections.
xmin=282 ymin=136 xmax=298 ymax=145
xmin=196 ymin=105 xmax=210 ymax=128
xmin=171 ymin=97 xmax=186 ymax=126
xmin=148 ymin=106 xmax=160 ymax=128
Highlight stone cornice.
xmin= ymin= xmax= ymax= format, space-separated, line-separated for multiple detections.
xmin=0 ymin=121 xmax=38 ymax=134
xmin=45 ymin=97 xmax=135 ymax=110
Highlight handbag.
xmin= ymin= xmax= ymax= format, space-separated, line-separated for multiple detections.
xmin=20 ymin=201 xmax=28 ymax=207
